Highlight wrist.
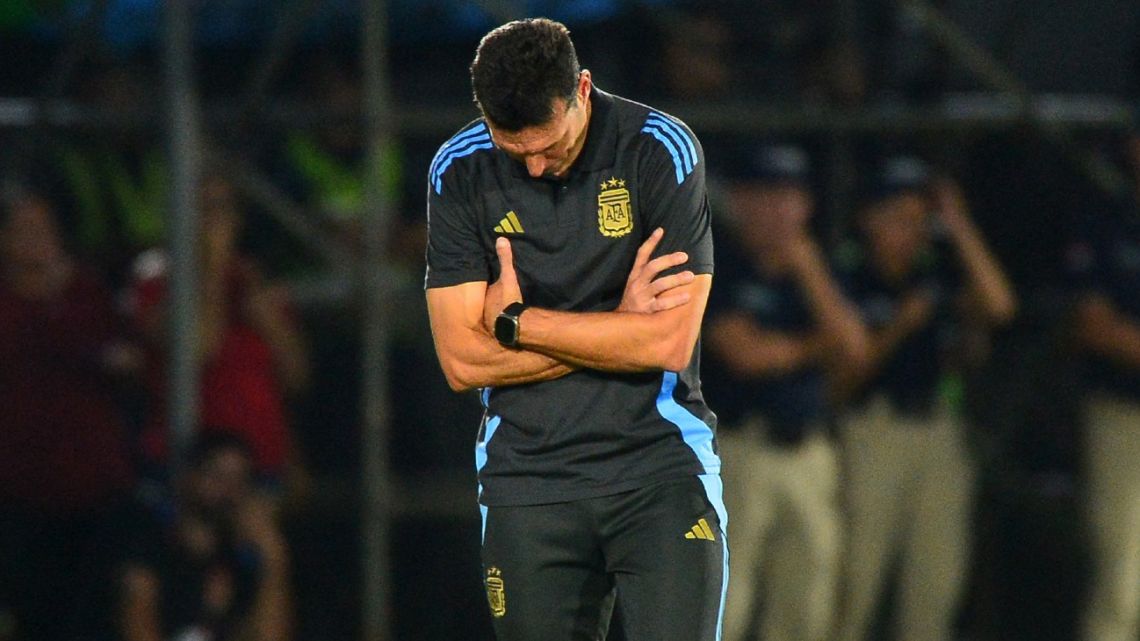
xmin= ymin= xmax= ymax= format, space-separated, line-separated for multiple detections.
xmin=494 ymin=302 xmax=529 ymax=348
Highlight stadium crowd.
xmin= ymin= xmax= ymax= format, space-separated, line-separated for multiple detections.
xmin=0 ymin=1 xmax=1138 ymax=641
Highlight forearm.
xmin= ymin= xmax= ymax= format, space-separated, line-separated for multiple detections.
xmin=827 ymin=324 xmax=903 ymax=404
xmin=1087 ymin=325 xmax=1140 ymax=370
xmin=435 ymin=323 xmax=575 ymax=391
xmin=795 ymin=260 xmax=870 ymax=365
xmin=729 ymin=332 xmax=821 ymax=377
xmin=1078 ymin=299 xmax=1140 ymax=371
xmin=248 ymin=559 xmax=293 ymax=641
xmin=519 ymin=275 xmax=709 ymax=373
xmin=119 ymin=567 xmax=163 ymax=641
xmin=519 ymin=307 xmax=691 ymax=373
xmin=707 ymin=313 xmax=819 ymax=377
xmin=951 ymin=221 xmax=1017 ymax=324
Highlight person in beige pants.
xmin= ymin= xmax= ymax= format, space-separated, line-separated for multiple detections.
xmin=705 ymin=143 xmax=868 ymax=641
xmin=1067 ymin=138 xmax=1140 ymax=641
xmin=832 ymin=157 xmax=1016 ymax=641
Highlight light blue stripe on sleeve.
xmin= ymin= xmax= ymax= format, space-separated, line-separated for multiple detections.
xmin=432 ymin=137 xmax=493 ymax=194
xmin=641 ymin=126 xmax=685 ymax=184
xmin=647 ymin=113 xmax=698 ymax=171
xmin=429 ymin=123 xmax=488 ymax=177
xmin=644 ymin=121 xmax=693 ymax=176
xmin=430 ymin=122 xmax=493 ymax=194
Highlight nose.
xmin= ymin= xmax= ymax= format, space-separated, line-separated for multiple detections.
xmin=524 ymin=155 xmax=547 ymax=178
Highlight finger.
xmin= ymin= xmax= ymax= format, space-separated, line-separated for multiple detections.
xmin=632 ymin=227 xmax=665 ymax=272
xmin=496 ymin=237 xmax=521 ymax=299
xmin=652 ymin=291 xmax=692 ymax=312
xmin=642 ymin=252 xmax=689 ymax=279
xmin=649 ymin=270 xmax=695 ymax=296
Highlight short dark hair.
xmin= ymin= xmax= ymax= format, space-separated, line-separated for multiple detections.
xmin=470 ymin=18 xmax=581 ymax=131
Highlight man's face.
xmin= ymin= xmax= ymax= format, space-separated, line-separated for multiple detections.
xmin=861 ymin=191 xmax=930 ymax=267
xmin=1 ymin=195 xmax=65 ymax=269
xmin=488 ymin=72 xmax=592 ymax=179
xmin=730 ymin=182 xmax=813 ymax=249
xmin=188 ymin=446 xmax=253 ymax=522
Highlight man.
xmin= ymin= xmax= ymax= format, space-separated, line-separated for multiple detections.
xmin=832 ymin=157 xmax=1016 ymax=641
xmin=119 ymin=432 xmax=293 ymax=641
xmin=1068 ymin=132 xmax=1140 ymax=641
xmin=0 ymin=180 xmax=139 ymax=641
xmin=424 ymin=18 xmax=725 ymax=641
xmin=705 ymin=144 xmax=868 ymax=641
xmin=130 ymin=171 xmax=310 ymax=489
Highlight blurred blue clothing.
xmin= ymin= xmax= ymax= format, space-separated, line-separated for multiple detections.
xmin=837 ymin=241 xmax=960 ymax=418
xmin=705 ymin=241 xmax=829 ymax=445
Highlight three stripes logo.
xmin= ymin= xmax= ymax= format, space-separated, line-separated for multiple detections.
xmin=430 ymin=122 xmax=493 ymax=194
xmin=640 ymin=112 xmax=698 ymax=185
xmin=684 ymin=518 xmax=717 ymax=541
xmin=494 ymin=211 xmax=525 ymax=235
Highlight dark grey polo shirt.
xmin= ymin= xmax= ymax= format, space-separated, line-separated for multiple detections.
xmin=425 ymin=87 xmax=718 ymax=506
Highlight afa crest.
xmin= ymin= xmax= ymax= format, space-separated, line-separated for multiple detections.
xmin=485 ymin=567 xmax=506 ymax=618
xmin=597 ymin=177 xmax=633 ymax=238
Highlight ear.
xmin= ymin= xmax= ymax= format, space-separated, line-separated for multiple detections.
xmin=577 ymin=70 xmax=592 ymax=101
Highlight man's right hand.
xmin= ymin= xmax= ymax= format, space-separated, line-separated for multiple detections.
xmin=617 ymin=227 xmax=695 ymax=313
xmin=482 ymin=237 xmax=524 ymax=333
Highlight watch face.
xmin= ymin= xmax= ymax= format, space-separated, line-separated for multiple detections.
xmin=494 ymin=313 xmax=519 ymax=346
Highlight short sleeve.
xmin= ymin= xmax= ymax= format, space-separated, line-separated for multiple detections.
xmin=424 ymin=163 xmax=491 ymax=289
xmin=638 ymin=112 xmax=714 ymax=275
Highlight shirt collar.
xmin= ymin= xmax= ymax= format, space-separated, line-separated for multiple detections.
xmin=571 ymin=86 xmax=618 ymax=173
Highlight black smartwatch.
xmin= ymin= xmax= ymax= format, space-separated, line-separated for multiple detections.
xmin=494 ymin=302 xmax=528 ymax=348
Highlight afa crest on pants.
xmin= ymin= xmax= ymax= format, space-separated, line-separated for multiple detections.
xmin=598 ymin=177 xmax=632 ymax=238
xmin=485 ymin=566 xmax=506 ymax=618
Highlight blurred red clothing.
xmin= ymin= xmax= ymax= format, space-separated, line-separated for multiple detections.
xmin=0 ymin=271 xmax=134 ymax=512
xmin=132 ymin=254 xmax=288 ymax=478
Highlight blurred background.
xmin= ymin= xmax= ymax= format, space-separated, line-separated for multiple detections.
xmin=0 ymin=1 xmax=1137 ymax=640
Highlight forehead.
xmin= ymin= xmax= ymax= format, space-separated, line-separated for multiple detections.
xmin=489 ymin=100 xmax=572 ymax=153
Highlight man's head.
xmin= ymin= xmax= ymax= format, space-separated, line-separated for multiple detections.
xmin=471 ymin=18 xmax=592 ymax=178
xmin=0 ymin=181 xmax=67 ymax=272
xmin=183 ymin=430 xmax=254 ymax=525
xmin=857 ymin=156 xmax=933 ymax=271
xmin=725 ymin=144 xmax=814 ymax=250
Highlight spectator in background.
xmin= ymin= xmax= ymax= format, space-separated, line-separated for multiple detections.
xmin=281 ymin=56 xmax=407 ymax=259
xmin=130 ymin=170 xmax=310 ymax=493
xmin=0 ymin=179 xmax=140 ymax=640
xmin=705 ymin=143 xmax=868 ymax=641
xmin=832 ymin=157 xmax=1016 ymax=641
xmin=118 ymin=431 xmax=293 ymax=641
xmin=1067 ymin=131 xmax=1140 ymax=641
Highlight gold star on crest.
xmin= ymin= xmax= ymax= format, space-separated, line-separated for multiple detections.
xmin=602 ymin=177 xmax=626 ymax=189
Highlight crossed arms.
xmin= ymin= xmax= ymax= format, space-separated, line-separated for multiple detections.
xmin=426 ymin=228 xmax=711 ymax=392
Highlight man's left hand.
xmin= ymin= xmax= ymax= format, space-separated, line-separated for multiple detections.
xmin=617 ymin=227 xmax=694 ymax=313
